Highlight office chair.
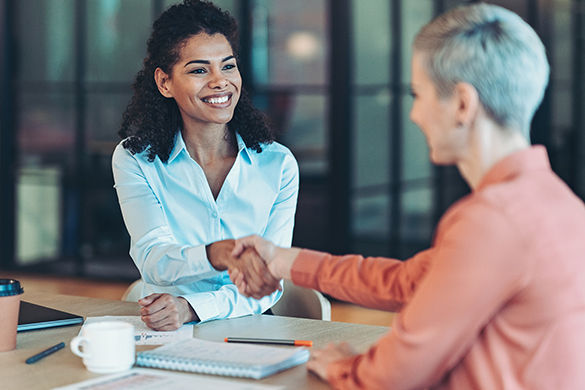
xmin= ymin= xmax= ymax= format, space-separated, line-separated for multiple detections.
xmin=121 ymin=278 xmax=331 ymax=321
xmin=121 ymin=279 xmax=143 ymax=302
xmin=271 ymin=280 xmax=331 ymax=321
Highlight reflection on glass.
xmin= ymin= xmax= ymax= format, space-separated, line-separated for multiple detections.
xmin=16 ymin=0 xmax=75 ymax=82
xmin=252 ymin=0 xmax=327 ymax=86
xmin=275 ymin=93 xmax=327 ymax=175
xmin=550 ymin=3 xmax=573 ymax=130
xmin=401 ymin=0 xmax=433 ymax=84
xmin=352 ymin=193 xmax=390 ymax=238
xmin=402 ymin=95 xmax=431 ymax=181
xmin=86 ymin=93 xmax=132 ymax=146
xmin=86 ymin=0 xmax=151 ymax=82
xmin=352 ymin=91 xmax=391 ymax=189
xmin=85 ymin=92 xmax=133 ymax=259
xmin=17 ymin=167 xmax=62 ymax=264
xmin=400 ymin=185 xmax=433 ymax=242
xmin=16 ymin=92 xmax=74 ymax=265
xmin=551 ymin=2 xmax=572 ymax=80
xmin=17 ymin=93 xmax=75 ymax=166
xmin=352 ymin=0 xmax=392 ymax=85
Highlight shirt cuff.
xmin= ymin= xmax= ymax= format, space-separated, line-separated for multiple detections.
xmin=290 ymin=249 xmax=328 ymax=290
xmin=181 ymin=292 xmax=220 ymax=323
xmin=185 ymin=245 xmax=219 ymax=278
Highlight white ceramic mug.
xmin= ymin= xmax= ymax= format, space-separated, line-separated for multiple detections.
xmin=70 ymin=321 xmax=135 ymax=373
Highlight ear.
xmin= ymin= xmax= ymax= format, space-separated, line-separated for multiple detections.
xmin=154 ymin=67 xmax=174 ymax=98
xmin=453 ymin=82 xmax=479 ymax=128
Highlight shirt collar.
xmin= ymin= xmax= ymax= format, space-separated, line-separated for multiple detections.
xmin=167 ymin=131 xmax=186 ymax=163
xmin=166 ymin=130 xmax=254 ymax=165
xmin=475 ymin=145 xmax=551 ymax=192
xmin=235 ymin=132 xmax=254 ymax=165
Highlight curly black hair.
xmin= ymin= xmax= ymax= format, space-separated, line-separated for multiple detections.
xmin=119 ymin=0 xmax=274 ymax=162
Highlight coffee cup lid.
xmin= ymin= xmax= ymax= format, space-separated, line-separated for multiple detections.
xmin=0 ymin=279 xmax=24 ymax=296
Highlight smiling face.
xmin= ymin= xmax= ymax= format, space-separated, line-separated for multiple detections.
xmin=155 ymin=32 xmax=242 ymax=128
xmin=409 ymin=52 xmax=468 ymax=165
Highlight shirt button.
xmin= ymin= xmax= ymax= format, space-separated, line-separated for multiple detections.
xmin=212 ymin=211 xmax=218 ymax=218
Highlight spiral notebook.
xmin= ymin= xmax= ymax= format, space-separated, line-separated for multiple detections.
xmin=136 ymin=338 xmax=310 ymax=379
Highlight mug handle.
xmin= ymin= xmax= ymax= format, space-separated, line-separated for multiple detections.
xmin=70 ymin=336 xmax=90 ymax=359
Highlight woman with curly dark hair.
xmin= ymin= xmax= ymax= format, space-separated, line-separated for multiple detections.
xmin=112 ymin=0 xmax=298 ymax=331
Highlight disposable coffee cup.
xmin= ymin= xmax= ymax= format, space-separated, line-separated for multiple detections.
xmin=0 ymin=279 xmax=24 ymax=352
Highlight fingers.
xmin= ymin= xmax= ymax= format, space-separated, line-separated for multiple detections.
xmin=139 ymin=293 xmax=186 ymax=331
xmin=338 ymin=341 xmax=356 ymax=355
xmin=232 ymin=235 xmax=259 ymax=257
xmin=306 ymin=348 xmax=330 ymax=381
xmin=138 ymin=293 xmax=164 ymax=306
xmin=236 ymin=249 xmax=281 ymax=299
xmin=307 ymin=342 xmax=358 ymax=382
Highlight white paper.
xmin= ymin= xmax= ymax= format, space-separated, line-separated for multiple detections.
xmin=147 ymin=338 xmax=307 ymax=365
xmin=81 ymin=316 xmax=193 ymax=345
xmin=52 ymin=368 xmax=284 ymax=390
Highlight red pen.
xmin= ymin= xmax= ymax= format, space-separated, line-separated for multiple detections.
xmin=224 ymin=337 xmax=313 ymax=347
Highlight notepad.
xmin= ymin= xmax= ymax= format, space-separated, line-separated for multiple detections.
xmin=136 ymin=338 xmax=310 ymax=379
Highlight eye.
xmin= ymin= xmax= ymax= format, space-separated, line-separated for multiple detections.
xmin=408 ymin=87 xmax=417 ymax=99
xmin=189 ymin=68 xmax=207 ymax=75
xmin=223 ymin=63 xmax=237 ymax=71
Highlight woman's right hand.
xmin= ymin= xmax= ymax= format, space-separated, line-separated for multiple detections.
xmin=207 ymin=240 xmax=281 ymax=299
xmin=230 ymin=235 xmax=301 ymax=298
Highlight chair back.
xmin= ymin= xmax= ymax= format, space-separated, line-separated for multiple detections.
xmin=121 ymin=279 xmax=143 ymax=302
xmin=271 ymin=280 xmax=331 ymax=321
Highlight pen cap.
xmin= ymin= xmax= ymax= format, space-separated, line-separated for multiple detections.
xmin=0 ymin=279 xmax=24 ymax=297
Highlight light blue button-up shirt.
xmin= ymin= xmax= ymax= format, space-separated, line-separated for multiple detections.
xmin=112 ymin=131 xmax=299 ymax=322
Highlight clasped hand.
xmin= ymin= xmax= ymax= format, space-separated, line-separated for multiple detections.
xmin=211 ymin=238 xmax=282 ymax=300
xmin=229 ymin=235 xmax=300 ymax=298
xmin=139 ymin=237 xmax=288 ymax=331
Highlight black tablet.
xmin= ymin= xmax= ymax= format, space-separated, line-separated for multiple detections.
xmin=17 ymin=301 xmax=84 ymax=332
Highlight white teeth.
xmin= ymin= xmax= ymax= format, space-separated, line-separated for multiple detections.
xmin=205 ymin=96 xmax=229 ymax=104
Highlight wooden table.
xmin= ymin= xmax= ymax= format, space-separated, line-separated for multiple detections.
xmin=2 ymin=292 xmax=388 ymax=389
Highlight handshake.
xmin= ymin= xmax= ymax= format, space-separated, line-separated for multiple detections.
xmin=208 ymin=235 xmax=300 ymax=299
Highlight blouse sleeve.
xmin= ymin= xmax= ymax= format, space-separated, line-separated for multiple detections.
xmin=261 ymin=150 xmax=300 ymax=247
xmin=112 ymin=144 xmax=219 ymax=287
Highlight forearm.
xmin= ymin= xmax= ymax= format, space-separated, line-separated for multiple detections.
xmin=290 ymin=249 xmax=433 ymax=311
xmin=132 ymin=232 xmax=219 ymax=286
xmin=181 ymin=282 xmax=282 ymax=322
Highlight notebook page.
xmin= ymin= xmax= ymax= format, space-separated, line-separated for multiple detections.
xmin=146 ymin=338 xmax=306 ymax=366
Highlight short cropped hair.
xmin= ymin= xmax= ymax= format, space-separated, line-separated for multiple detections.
xmin=413 ymin=3 xmax=549 ymax=138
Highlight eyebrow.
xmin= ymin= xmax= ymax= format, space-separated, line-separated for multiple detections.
xmin=184 ymin=55 xmax=235 ymax=67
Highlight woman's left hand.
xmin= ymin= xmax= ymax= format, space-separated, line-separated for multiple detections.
xmin=138 ymin=293 xmax=198 ymax=331
xmin=307 ymin=342 xmax=357 ymax=381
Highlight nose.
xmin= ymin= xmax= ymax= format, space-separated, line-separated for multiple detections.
xmin=208 ymin=70 xmax=228 ymax=89
xmin=409 ymin=105 xmax=416 ymax=124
